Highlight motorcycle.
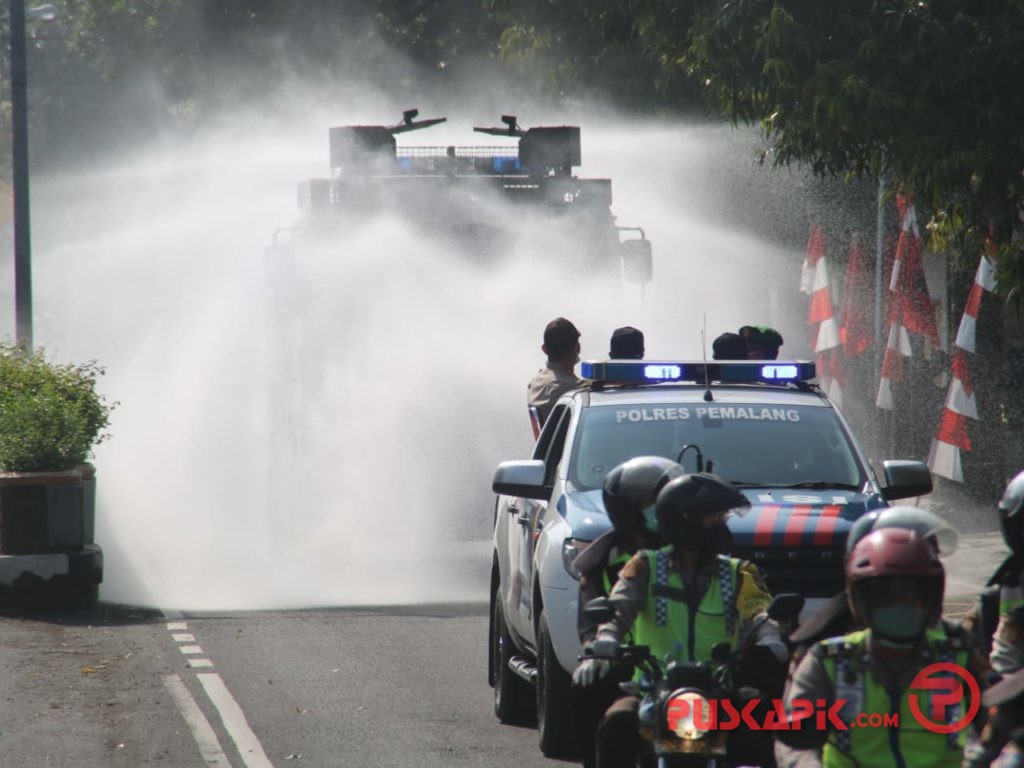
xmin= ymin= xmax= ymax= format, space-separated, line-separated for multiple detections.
xmin=583 ymin=593 xmax=804 ymax=768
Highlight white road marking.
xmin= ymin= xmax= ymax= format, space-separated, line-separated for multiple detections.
xmin=173 ymin=633 xmax=196 ymax=642
xmin=188 ymin=658 xmax=215 ymax=669
xmin=180 ymin=645 xmax=204 ymax=655
xmin=162 ymin=674 xmax=233 ymax=767
xmin=198 ymin=672 xmax=275 ymax=768
xmin=167 ymin=621 xmax=188 ymax=631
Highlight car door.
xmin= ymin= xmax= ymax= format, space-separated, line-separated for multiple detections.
xmin=509 ymin=403 xmax=572 ymax=637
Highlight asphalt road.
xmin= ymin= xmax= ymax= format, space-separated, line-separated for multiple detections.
xmin=0 ymin=530 xmax=1006 ymax=768
xmin=0 ymin=601 xmax=561 ymax=768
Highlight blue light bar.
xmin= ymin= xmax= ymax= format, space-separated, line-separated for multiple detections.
xmin=579 ymin=360 xmax=816 ymax=384
xmin=760 ymin=364 xmax=799 ymax=380
xmin=644 ymin=364 xmax=682 ymax=380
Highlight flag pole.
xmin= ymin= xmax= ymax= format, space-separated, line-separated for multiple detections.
xmin=873 ymin=175 xmax=886 ymax=454
xmin=874 ymin=175 xmax=885 ymax=373
xmin=10 ymin=0 xmax=33 ymax=353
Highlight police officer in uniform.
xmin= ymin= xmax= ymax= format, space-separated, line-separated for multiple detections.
xmin=589 ymin=472 xmax=786 ymax=768
xmin=789 ymin=506 xmax=960 ymax=661
xmin=961 ymin=470 xmax=1024 ymax=768
xmin=740 ymin=325 xmax=785 ymax=360
xmin=712 ymin=331 xmax=748 ymax=360
xmin=527 ymin=317 xmax=582 ymax=427
xmin=571 ymin=456 xmax=681 ymax=768
xmin=985 ymin=470 xmax=1024 ymax=674
xmin=974 ymin=667 xmax=1024 ymax=767
xmin=608 ymin=326 xmax=645 ymax=360
xmin=776 ymin=527 xmax=989 ymax=768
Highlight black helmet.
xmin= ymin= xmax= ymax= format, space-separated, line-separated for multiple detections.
xmin=654 ymin=473 xmax=749 ymax=551
xmin=603 ymin=457 xmax=685 ymax=535
xmin=1000 ymin=469 xmax=1024 ymax=555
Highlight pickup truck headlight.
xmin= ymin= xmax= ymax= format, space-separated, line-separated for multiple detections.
xmin=562 ymin=538 xmax=590 ymax=580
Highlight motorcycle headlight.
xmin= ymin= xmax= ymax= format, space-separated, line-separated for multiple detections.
xmin=666 ymin=691 xmax=713 ymax=740
xmin=562 ymin=538 xmax=589 ymax=580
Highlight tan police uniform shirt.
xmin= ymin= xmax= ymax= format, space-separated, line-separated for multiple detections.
xmin=527 ymin=362 xmax=581 ymax=425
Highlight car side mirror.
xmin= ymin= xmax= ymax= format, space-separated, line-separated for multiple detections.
xmin=620 ymin=238 xmax=653 ymax=284
xmin=583 ymin=597 xmax=616 ymax=625
xmin=492 ymin=460 xmax=549 ymax=500
xmin=767 ymin=593 xmax=805 ymax=624
xmin=881 ymin=460 xmax=933 ymax=501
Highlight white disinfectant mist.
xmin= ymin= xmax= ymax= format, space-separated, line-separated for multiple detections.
xmin=13 ymin=105 xmax=803 ymax=610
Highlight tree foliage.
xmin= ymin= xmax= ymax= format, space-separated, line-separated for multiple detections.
xmin=6 ymin=0 xmax=1024 ymax=300
xmin=677 ymin=0 xmax=1024 ymax=305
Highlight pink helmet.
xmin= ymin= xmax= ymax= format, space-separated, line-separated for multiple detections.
xmin=846 ymin=527 xmax=944 ymax=582
xmin=846 ymin=528 xmax=944 ymax=643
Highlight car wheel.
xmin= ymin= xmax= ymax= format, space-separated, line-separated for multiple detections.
xmin=537 ymin=608 xmax=578 ymax=758
xmin=492 ymin=592 xmax=536 ymax=725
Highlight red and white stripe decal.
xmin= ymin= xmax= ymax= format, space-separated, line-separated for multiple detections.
xmin=753 ymin=504 xmax=843 ymax=548
xmin=812 ymin=505 xmax=843 ymax=546
xmin=783 ymin=505 xmax=812 ymax=546
xmin=754 ymin=504 xmax=781 ymax=546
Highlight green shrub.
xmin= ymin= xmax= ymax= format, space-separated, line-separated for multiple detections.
xmin=0 ymin=343 xmax=116 ymax=472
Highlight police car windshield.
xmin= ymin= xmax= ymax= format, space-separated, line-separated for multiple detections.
xmin=569 ymin=402 xmax=865 ymax=492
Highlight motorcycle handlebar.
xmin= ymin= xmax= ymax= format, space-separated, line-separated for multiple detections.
xmin=581 ymin=644 xmax=652 ymax=665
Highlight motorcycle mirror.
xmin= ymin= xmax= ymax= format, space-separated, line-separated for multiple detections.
xmin=711 ymin=642 xmax=732 ymax=663
xmin=584 ymin=597 xmax=616 ymax=625
xmin=768 ymin=593 xmax=806 ymax=623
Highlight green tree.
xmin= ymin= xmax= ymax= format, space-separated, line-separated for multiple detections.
xmin=488 ymin=0 xmax=703 ymax=111
xmin=671 ymin=0 xmax=1024 ymax=305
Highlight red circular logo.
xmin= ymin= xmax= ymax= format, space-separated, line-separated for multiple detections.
xmin=907 ymin=661 xmax=980 ymax=734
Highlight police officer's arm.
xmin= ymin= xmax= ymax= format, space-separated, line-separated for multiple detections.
xmin=962 ymin=636 xmax=1001 ymax=768
xmin=773 ymin=645 xmax=835 ymax=766
xmin=594 ymin=551 xmax=649 ymax=645
xmin=735 ymin=560 xmax=787 ymax=655
xmin=991 ymin=611 xmax=1024 ymax=675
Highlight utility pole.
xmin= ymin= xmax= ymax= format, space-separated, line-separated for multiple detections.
xmin=9 ymin=0 xmax=32 ymax=352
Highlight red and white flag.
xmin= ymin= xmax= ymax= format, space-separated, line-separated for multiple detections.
xmin=954 ymin=256 xmax=996 ymax=353
xmin=801 ymin=225 xmax=825 ymax=294
xmin=876 ymin=196 xmax=939 ymax=409
xmin=802 ymin=225 xmax=844 ymax=406
xmin=840 ymin=237 xmax=872 ymax=356
xmin=926 ymin=255 xmax=996 ymax=482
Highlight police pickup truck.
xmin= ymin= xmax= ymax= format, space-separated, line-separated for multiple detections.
xmin=487 ymin=359 xmax=933 ymax=757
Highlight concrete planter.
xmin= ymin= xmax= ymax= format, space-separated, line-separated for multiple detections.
xmin=0 ymin=464 xmax=103 ymax=608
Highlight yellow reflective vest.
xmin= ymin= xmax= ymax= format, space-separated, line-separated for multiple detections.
xmin=820 ymin=626 xmax=973 ymax=768
xmin=632 ymin=548 xmax=741 ymax=669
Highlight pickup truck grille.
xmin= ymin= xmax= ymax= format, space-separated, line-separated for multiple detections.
xmin=733 ymin=546 xmax=845 ymax=598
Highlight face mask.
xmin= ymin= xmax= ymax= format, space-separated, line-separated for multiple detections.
xmin=674 ymin=522 xmax=732 ymax=554
xmin=872 ymin=604 xmax=928 ymax=643
xmin=641 ymin=505 xmax=659 ymax=535
xmin=702 ymin=523 xmax=733 ymax=555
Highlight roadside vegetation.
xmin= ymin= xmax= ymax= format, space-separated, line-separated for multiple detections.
xmin=6 ymin=1 xmax=1020 ymax=303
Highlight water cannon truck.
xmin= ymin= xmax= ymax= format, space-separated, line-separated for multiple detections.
xmin=270 ymin=109 xmax=653 ymax=283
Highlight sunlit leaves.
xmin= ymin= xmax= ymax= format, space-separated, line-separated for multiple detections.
xmin=677 ymin=0 xmax=1024 ymax=307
